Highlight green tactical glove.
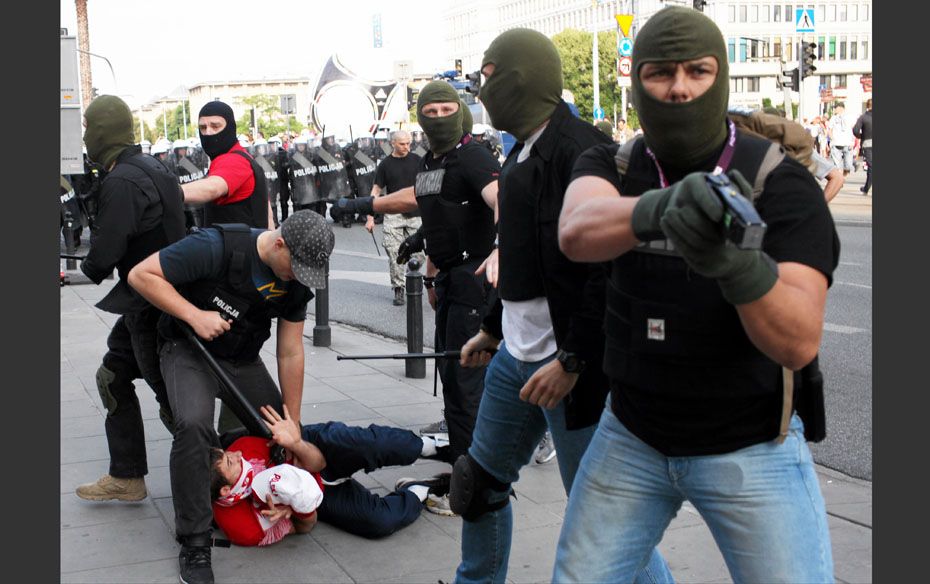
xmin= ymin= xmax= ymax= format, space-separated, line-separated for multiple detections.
xmin=631 ymin=172 xmax=711 ymax=242
xmin=659 ymin=170 xmax=779 ymax=305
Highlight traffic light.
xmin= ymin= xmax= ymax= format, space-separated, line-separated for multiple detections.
xmin=779 ymin=68 xmax=799 ymax=91
xmin=455 ymin=59 xmax=463 ymax=78
xmin=801 ymin=42 xmax=817 ymax=79
xmin=790 ymin=68 xmax=800 ymax=91
xmin=465 ymin=70 xmax=481 ymax=96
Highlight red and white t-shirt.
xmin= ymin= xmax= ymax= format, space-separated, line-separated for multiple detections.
xmin=207 ymin=143 xmax=257 ymax=206
xmin=212 ymin=436 xmax=324 ymax=546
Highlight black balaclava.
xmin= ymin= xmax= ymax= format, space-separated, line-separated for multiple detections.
xmin=631 ymin=6 xmax=729 ymax=169
xmin=480 ymin=28 xmax=562 ymax=141
xmin=416 ymin=81 xmax=464 ymax=156
xmin=83 ymin=95 xmax=135 ymax=169
xmin=198 ymin=100 xmax=238 ymax=159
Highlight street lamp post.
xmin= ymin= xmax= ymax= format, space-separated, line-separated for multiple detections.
xmin=75 ymin=48 xmax=118 ymax=95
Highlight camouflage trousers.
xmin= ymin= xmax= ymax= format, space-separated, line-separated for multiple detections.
xmin=383 ymin=214 xmax=424 ymax=289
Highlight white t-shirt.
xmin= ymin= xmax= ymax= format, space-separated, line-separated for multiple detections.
xmin=829 ymin=114 xmax=854 ymax=147
xmin=501 ymin=123 xmax=558 ymax=362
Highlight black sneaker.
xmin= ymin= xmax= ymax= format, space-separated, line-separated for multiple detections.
xmin=395 ymin=472 xmax=452 ymax=497
xmin=178 ymin=533 xmax=214 ymax=584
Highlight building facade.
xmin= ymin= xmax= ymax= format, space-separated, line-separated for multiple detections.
xmin=443 ymin=0 xmax=872 ymax=119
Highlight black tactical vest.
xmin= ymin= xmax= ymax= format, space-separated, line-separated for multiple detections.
xmin=496 ymin=145 xmax=545 ymax=301
xmin=203 ymin=150 xmax=269 ymax=228
xmin=163 ymin=224 xmax=295 ymax=361
xmin=604 ymin=132 xmax=784 ymax=399
xmin=416 ymin=143 xmax=496 ymax=271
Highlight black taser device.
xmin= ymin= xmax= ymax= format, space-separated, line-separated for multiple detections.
xmin=704 ymin=172 xmax=767 ymax=250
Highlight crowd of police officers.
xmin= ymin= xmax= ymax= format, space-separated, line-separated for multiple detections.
xmin=60 ymin=128 xmax=437 ymax=245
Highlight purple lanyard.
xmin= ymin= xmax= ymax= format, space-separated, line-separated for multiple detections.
xmin=645 ymin=119 xmax=737 ymax=188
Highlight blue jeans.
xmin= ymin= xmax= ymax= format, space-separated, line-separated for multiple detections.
xmin=553 ymin=407 xmax=834 ymax=583
xmin=831 ymin=144 xmax=854 ymax=172
xmin=454 ymin=343 xmax=671 ymax=584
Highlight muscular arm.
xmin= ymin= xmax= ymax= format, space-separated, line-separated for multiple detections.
xmin=558 ymin=175 xmax=641 ymax=262
xmin=736 ymin=262 xmax=828 ymax=370
xmin=371 ymin=185 xmax=418 ymax=214
xmin=181 ymin=175 xmax=229 ymax=204
xmin=276 ymin=318 xmax=306 ymax=425
xmin=127 ymin=252 xmax=230 ymax=340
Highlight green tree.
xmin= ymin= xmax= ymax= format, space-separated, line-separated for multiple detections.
xmin=552 ymin=29 xmax=624 ymax=124
xmin=236 ymin=94 xmax=305 ymax=139
xmin=151 ymin=102 xmax=196 ymax=143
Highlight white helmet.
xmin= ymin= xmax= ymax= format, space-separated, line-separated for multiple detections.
xmin=238 ymin=134 xmax=251 ymax=148
xmin=268 ymin=136 xmax=283 ymax=146
xmin=252 ymin=138 xmax=267 ymax=146
xmin=294 ymin=136 xmax=309 ymax=145
xmin=140 ymin=139 xmax=152 ymax=153
xmin=172 ymin=139 xmax=188 ymax=150
xmin=151 ymin=141 xmax=170 ymax=155
xmin=188 ymin=138 xmax=199 ymax=149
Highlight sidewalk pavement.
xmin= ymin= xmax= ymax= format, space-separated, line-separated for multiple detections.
xmin=828 ymin=168 xmax=872 ymax=225
xmin=61 ymin=265 xmax=871 ymax=582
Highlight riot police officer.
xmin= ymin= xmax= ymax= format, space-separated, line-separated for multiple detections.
xmin=287 ymin=135 xmax=325 ymax=217
xmin=251 ymin=138 xmax=282 ymax=226
xmin=169 ymin=138 xmax=207 ymax=230
xmin=316 ymin=134 xmax=353 ymax=227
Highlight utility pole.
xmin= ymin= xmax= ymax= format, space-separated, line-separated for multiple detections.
xmin=75 ymin=0 xmax=92 ymax=111
xmin=592 ymin=1 xmax=600 ymax=121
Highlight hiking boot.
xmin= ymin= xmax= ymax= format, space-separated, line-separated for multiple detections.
xmin=393 ymin=287 xmax=405 ymax=306
xmin=75 ymin=474 xmax=147 ymax=501
xmin=178 ymin=533 xmax=214 ymax=584
xmin=395 ymin=473 xmax=452 ymax=497
xmin=534 ymin=431 xmax=557 ymax=465
xmin=425 ymin=493 xmax=457 ymax=517
xmin=419 ymin=415 xmax=448 ymax=436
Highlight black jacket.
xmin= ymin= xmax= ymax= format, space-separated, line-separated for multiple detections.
xmin=483 ymin=100 xmax=612 ymax=430
xmin=81 ymin=146 xmax=186 ymax=314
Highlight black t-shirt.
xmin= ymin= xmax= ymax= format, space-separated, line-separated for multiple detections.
xmin=374 ymin=152 xmax=421 ymax=193
xmin=571 ymin=139 xmax=840 ymax=456
xmin=159 ymin=228 xmax=311 ymax=323
xmin=421 ymin=141 xmax=500 ymax=205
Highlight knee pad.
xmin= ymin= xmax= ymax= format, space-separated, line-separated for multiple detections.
xmin=449 ymin=454 xmax=514 ymax=522
xmin=95 ymin=364 xmax=135 ymax=416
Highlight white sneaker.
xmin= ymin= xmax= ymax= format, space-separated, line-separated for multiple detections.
xmin=425 ymin=493 xmax=457 ymax=517
xmin=534 ymin=431 xmax=556 ymax=465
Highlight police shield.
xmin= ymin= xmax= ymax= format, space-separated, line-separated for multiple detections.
xmin=344 ymin=137 xmax=378 ymax=198
xmin=252 ymin=140 xmax=280 ymax=209
xmin=314 ymin=137 xmax=352 ymax=201
xmin=287 ymin=139 xmax=322 ymax=205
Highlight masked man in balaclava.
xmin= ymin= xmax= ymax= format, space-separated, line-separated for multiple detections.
xmin=181 ymin=100 xmax=273 ymax=231
xmin=446 ymin=28 xmax=671 ymax=584
xmin=74 ymin=95 xmax=186 ymax=507
xmin=333 ymin=81 xmax=500 ymax=516
xmin=555 ymin=7 xmax=838 ymax=581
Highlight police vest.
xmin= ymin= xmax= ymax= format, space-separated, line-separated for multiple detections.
xmin=203 ymin=151 xmax=269 ymax=228
xmin=606 ymin=132 xmax=825 ymax=442
xmin=167 ymin=224 xmax=301 ymax=361
xmin=415 ymin=143 xmax=496 ymax=271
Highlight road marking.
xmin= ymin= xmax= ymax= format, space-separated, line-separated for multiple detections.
xmin=837 ymin=281 xmax=872 ymax=289
xmin=329 ymin=270 xmax=391 ymax=287
xmin=823 ymin=322 xmax=868 ymax=334
xmin=839 ymin=261 xmax=861 ymax=266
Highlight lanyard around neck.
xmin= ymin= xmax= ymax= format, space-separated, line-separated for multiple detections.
xmin=645 ymin=119 xmax=737 ymax=188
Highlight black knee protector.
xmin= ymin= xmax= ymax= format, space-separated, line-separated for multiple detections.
xmin=449 ymin=454 xmax=514 ymax=522
xmin=95 ymin=363 xmax=136 ymax=417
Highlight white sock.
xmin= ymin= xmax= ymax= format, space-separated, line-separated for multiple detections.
xmin=408 ymin=484 xmax=430 ymax=502
xmin=421 ymin=436 xmax=437 ymax=457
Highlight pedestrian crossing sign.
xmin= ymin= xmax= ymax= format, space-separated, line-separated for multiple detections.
xmin=795 ymin=8 xmax=815 ymax=33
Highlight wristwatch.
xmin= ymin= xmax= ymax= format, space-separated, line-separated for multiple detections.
xmin=556 ymin=349 xmax=585 ymax=374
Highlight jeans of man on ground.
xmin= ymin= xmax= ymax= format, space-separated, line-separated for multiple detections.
xmin=454 ymin=343 xmax=672 ymax=584
xmin=301 ymin=421 xmax=426 ymax=538
xmin=160 ymin=337 xmax=284 ymax=538
xmin=553 ymin=408 xmax=834 ymax=583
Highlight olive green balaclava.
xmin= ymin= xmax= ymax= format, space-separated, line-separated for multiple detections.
xmin=595 ymin=120 xmax=614 ymax=136
xmin=461 ymin=100 xmax=474 ymax=135
xmin=416 ymin=81 xmax=464 ymax=156
xmin=631 ymin=6 xmax=729 ymax=169
xmin=480 ymin=28 xmax=562 ymax=141
xmin=83 ymin=95 xmax=135 ymax=170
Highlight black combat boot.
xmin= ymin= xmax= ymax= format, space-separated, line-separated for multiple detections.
xmin=393 ymin=287 xmax=405 ymax=306
xmin=178 ymin=532 xmax=214 ymax=584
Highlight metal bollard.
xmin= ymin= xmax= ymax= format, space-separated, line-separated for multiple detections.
xmin=405 ymin=258 xmax=426 ymax=378
xmin=313 ymin=259 xmax=331 ymax=347
xmin=62 ymin=213 xmax=77 ymax=271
